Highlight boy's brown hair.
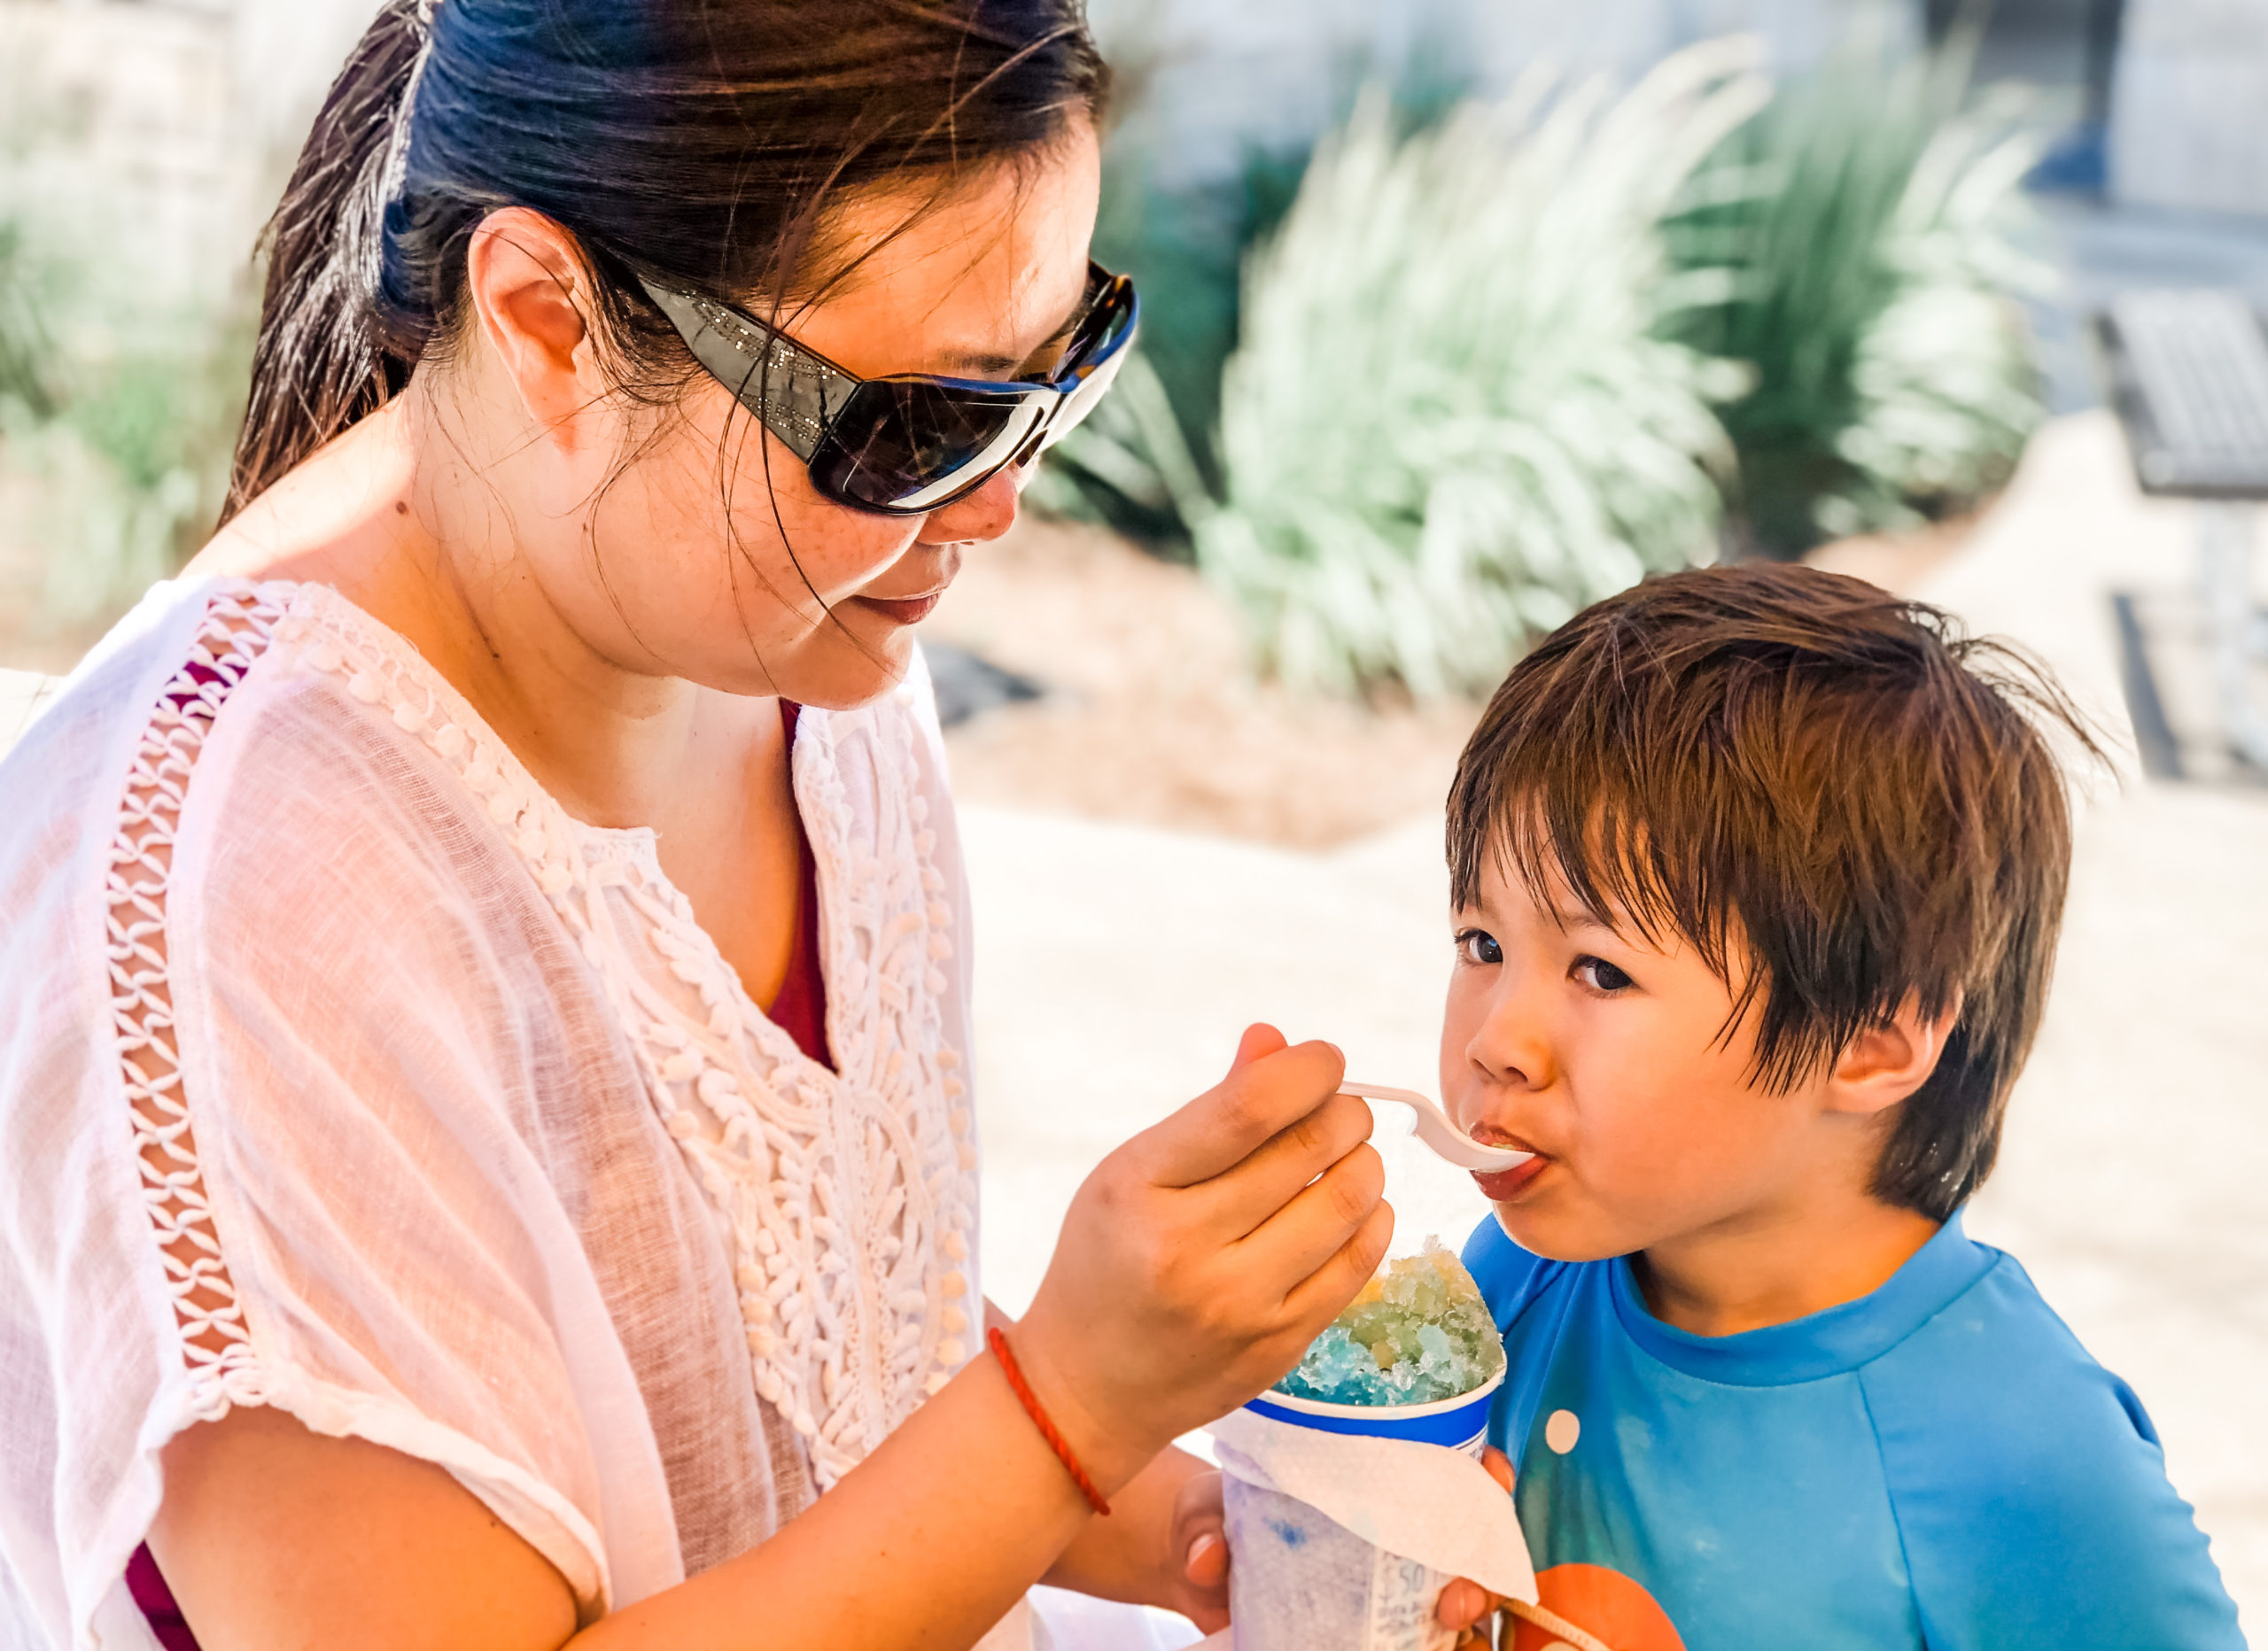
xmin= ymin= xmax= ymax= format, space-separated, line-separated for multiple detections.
xmin=1449 ymin=564 xmax=2100 ymax=1221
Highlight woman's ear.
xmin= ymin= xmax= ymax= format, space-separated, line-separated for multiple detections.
xmin=1825 ymin=991 xmax=1961 ymax=1118
xmin=461 ymin=206 xmax=602 ymax=442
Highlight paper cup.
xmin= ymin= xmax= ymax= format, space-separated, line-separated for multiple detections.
xmin=1237 ymin=1363 xmax=1503 ymax=1455
xmin=1223 ymin=1367 xmax=1505 ymax=1651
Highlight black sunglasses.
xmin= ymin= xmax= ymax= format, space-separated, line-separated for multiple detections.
xmin=639 ymin=261 xmax=1138 ymax=515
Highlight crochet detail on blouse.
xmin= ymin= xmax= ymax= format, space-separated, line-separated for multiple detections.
xmin=109 ymin=585 xmax=289 ymax=1422
xmin=113 ymin=581 xmax=975 ymax=1492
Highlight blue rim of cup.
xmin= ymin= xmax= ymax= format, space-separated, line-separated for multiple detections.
xmin=1241 ymin=1362 xmax=1506 ymax=1453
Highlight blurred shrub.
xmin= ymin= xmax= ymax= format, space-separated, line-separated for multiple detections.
xmin=1030 ymin=138 xmax=1309 ymax=544
xmin=0 ymin=216 xmax=55 ymax=417
xmin=0 ymin=198 xmax=250 ymax=621
xmin=1039 ymin=25 xmax=2052 ymax=696
xmin=1064 ymin=42 xmax=1766 ymax=700
xmin=1035 ymin=24 xmax=1476 ymax=547
xmin=1666 ymin=27 xmax=2049 ymax=555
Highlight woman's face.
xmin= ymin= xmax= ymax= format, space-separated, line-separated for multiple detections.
xmin=525 ymin=122 xmax=1102 ymax=709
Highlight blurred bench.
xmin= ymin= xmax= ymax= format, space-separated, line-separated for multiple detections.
xmin=2094 ymin=290 xmax=2268 ymax=771
xmin=0 ymin=670 xmax=65 ymax=762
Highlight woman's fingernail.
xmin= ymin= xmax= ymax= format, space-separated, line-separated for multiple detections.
xmin=1185 ymin=1532 xmax=1219 ymax=1570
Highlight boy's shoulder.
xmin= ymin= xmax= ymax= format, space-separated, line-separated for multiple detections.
xmin=1859 ymin=1238 xmax=2241 ymax=1647
xmin=1463 ymin=1214 xmax=2243 ymax=1649
xmin=1860 ymin=1235 xmax=2156 ymax=1453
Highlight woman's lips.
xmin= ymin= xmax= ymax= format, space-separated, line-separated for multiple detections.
xmin=851 ymin=592 xmax=944 ymax=625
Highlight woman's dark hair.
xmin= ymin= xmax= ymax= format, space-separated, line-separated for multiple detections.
xmin=1448 ymin=564 xmax=2103 ymax=1222
xmin=225 ymin=0 xmax=1108 ymax=516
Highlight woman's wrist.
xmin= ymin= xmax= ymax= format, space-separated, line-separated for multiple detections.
xmin=994 ymin=1313 xmax=1163 ymax=1498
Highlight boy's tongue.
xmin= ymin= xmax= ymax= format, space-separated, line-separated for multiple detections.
xmin=1472 ymin=1152 xmax=1549 ymax=1200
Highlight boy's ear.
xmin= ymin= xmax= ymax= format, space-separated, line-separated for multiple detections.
xmin=1824 ymin=992 xmax=1961 ymax=1118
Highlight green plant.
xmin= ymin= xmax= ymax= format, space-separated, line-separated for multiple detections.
xmin=1026 ymin=137 xmax=1308 ymax=544
xmin=0 ymin=191 xmax=251 ymax=620
xmin=0 ymin=215 xmax=56 ymax=418
xmin=19 ymin=307 xmax=251 ymax=616
xmin=1666 ymin=25 xmax=2049 ymax=554
xmin=1158 ymin=42 xmax=1767 ymax=699
xmin=1032 ymin=18 xmax=1478 ymax=546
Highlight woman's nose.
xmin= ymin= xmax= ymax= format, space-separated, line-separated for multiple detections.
xmin=919 ymin=465 xmax=1022 ymax=546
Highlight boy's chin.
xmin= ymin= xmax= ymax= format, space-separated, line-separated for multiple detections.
xmin=1491 ymin=1200 xmax=1637 ymax=1264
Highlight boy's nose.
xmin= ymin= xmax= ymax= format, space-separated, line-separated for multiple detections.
xmin=1464 ymin=992 xmax=1557 ymax=1098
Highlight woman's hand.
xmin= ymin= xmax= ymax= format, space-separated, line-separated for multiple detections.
xmin=150 ymin=1027 xmax=1387 ymax=1651
xmin=1169 ymin=1447 xmax=1517 ymax=1646
xmin=1164 ymin=1467 xmax=1231 ymax=1631
xmin=1040 ymin=1447 xmax=1231 ymax=1632
xmin=1012 ymin=1024 xmax=1393 ymax=1492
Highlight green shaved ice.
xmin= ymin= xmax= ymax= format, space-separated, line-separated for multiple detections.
xmin=1274 ymin=1238 xmax=1506 ymax=1407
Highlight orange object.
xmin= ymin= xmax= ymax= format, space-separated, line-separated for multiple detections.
xmin=1511 ymin=1563 xmax=1686 ymax=1651
xmin=989 ymin=1326 xmax=1111 ymax=1516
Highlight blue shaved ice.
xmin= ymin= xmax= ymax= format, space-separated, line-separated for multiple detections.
xmin=1273 ymin=1239 xmax=1505 ymax=1407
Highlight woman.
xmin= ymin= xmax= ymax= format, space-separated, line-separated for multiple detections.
xmin=0 ymin=2 xmax=1402 ymax=1646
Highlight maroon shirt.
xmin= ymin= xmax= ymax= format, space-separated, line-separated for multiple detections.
xmin=132 ymin=701 xmax=833 ymax=1642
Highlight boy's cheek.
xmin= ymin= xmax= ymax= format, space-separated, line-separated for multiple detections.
xmin=1437 ymin=981 xmax=1484 ymax=1098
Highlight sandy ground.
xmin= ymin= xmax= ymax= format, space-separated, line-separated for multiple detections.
xmin=929 ymin=517 xmax=1487 ymax=849
xmin=0 ymin=472 xmax=120 ymax=678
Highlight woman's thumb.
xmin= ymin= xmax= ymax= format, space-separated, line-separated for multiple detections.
xmin=1480 ymin=1446 xmax=1516 ymax=1494
xmin=1229 ymin=1023 xmax=1290 ymax=1074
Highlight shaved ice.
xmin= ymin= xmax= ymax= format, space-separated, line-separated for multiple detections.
xmin=1275 ymin=1239 xmax=1504 ymax=1407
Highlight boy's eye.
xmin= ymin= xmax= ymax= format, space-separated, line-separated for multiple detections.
xmin=1456 ymin=929 xmax=1503 ymax=967
xmin=1573 ymin=955 xmax=1635 ymax=993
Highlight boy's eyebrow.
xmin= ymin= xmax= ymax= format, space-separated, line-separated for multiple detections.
xmin=1552 ymin=903 xmax=1615 ymax=934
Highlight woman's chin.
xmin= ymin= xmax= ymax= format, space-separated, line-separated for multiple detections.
xmin=768 ymin=632 xmax=917 ymax=712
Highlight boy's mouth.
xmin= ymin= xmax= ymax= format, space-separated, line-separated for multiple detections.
xmin=1469 ymin=1128 xmax=1549 ymax=1200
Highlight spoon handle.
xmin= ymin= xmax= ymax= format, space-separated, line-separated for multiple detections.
xmin=1338 ymin=1082 xmax=1533 ymax=1171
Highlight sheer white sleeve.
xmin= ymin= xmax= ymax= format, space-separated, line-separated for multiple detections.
xmin=0 ymin=582 xmax=983 ymax=1651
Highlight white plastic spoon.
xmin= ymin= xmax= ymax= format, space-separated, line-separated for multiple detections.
xmin=1338 ymin=1082 xmax=1534 ymax=1172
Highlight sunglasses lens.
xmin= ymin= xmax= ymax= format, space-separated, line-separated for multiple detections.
xmin=1036 ymin=345 xmax=1128 ymax=455
xmin=806 ymin=270 xmax=1138 ymax=514
xmin=812 ymin=382 xmax=1045 ymax=512
xmin=1070 ymin=275 xmax=1138 ymax=366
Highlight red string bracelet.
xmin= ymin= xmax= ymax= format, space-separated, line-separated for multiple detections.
xmin=988 ymin=1326 xmax=1110 ymax=1516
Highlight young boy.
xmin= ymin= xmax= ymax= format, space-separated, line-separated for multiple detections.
xmin=1441 ymin=565 xmax=2242 ymax=1648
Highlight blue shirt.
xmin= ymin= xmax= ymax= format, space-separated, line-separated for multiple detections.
xmin=1464 ymin=1213 xmax=2243 ymax=1649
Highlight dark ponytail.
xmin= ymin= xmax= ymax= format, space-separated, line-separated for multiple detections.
xmin=229 ymin=0 xmax=433 ymax=515
xmin=224 ymin=0 xmax=1108 ymax=519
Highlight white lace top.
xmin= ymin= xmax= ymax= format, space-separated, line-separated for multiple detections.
xmin=0 ymin=578 xmax=982 ymax=1648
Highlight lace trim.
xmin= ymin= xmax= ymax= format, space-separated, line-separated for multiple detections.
xmin=276 ymin=584 xmax=976 ymax=1489
xmin=107 ymin=584 xmax=288 ymax=1422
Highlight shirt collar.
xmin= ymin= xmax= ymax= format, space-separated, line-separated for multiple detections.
xmin=1607 ymin=1211 xmax=2000 ymax=1386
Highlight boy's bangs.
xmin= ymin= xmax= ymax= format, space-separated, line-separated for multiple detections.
xmin=1482 ymin=760 xmax=1771 ymax=1075
xmin=1447 ymin=570 xmax=2095 ymax=1108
